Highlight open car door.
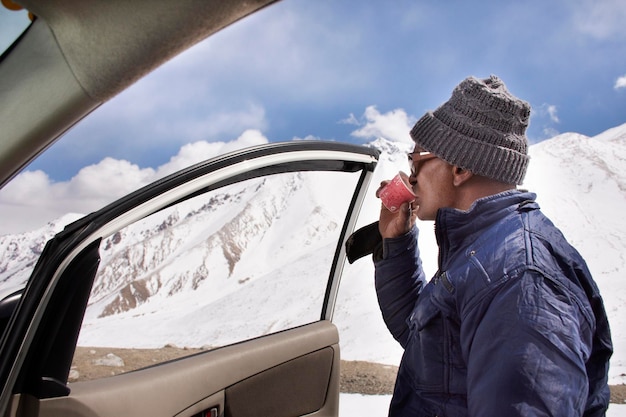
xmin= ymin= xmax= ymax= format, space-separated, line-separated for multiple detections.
xmin=0 ymin=141 xmax=379 ymax=417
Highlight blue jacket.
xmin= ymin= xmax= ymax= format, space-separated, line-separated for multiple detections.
xmin=374 ymin=190 xmax=612 ymax=417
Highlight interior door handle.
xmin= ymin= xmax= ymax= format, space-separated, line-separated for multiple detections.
xmin=193 ymin=407 xmax=218 ymax=417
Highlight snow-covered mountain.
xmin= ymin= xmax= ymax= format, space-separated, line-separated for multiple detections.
xmin=0 ymin=212 xmax=84 ymax=296
xmin=1 ymin=124 xmax=625 ymax=385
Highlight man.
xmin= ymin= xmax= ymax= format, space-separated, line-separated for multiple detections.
xmin=373 ymin=76 xmax=612 ymax=416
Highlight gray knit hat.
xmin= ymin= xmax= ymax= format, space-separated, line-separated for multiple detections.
xmin=410 ymin=75 xmax=531 ymax=185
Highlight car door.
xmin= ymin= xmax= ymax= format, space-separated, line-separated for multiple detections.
xmin=0 ymin=141 xmax=379 ymax=417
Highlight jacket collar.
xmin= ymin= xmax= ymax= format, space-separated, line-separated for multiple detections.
xmin=434 ymin=189 xmax=538 ymax=269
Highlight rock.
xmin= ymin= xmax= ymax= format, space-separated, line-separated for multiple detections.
xmin=68 ymin=368 xmax=80 ymax=381
xmin=92 ymin=353 xmax=125 ymax=367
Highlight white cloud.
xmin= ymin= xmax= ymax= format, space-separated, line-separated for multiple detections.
xmin=615 ymin=75 xmax=626 ymax=90
xmin=534 ymin=103 xmax=560 ymax=124
xmin=542 ymin=127 xmax=561 ymax=139
xmin=350 ymin=106 xmax=416 ymax=144
xmin=527 ymin=103 xmax=561 ymax=141
xmin=172 ymin=103 xmax=268 ymax=144
xmin=339 ymin=113 xmax=360 ymax=126
xmin=155 ymin=130 xmax=269 ymax=177
xmin=84 ymin=77 xmax=269 ymax=145
xmin=68 ymin=158 xmax=156 ymax=200
xmin=569 ymin=0 xmax=626 ymax=40
xmin=0 ymin=131 xmax=269 ymax=235
xmin=547 ymin=105 xmax=560 ymax=123
xmin=0 ymin=160 xmax=156 ymax=236
xmin=292 ymin=135 xmax=323 ymax=141
xmin=152 ymin=2 xmax=368 ymax=104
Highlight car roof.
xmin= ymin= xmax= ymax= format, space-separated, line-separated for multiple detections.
xmin=0 ymin=0 xmax=280 ymax=189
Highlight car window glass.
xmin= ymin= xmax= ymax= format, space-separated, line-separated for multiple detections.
xmin=0 ymin=8 xmax=31 ymax=56
xmin=71 ymin=169 xmax=359 ymax=382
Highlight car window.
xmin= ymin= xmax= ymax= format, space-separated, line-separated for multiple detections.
xmin=70 ymin=169 xmax=359 ymax=382
xmin=0 ymin=6 xmax=31 ymax=56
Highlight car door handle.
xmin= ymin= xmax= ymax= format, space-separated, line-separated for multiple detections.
xmin=193 ymin=407 xmax=218 ymax=417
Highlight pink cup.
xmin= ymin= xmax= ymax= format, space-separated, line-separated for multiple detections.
xmin=379 ymin=171 xmax=416 ymax=212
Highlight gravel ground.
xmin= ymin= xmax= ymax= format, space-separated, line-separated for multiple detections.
xmin=71 ymin=346 xmax=626 ymax=403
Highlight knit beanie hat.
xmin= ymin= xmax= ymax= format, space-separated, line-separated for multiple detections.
xmin=410 ymin=75 xmax=531 ymax=185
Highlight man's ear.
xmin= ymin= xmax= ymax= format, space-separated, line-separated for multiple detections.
xmin=451 ymin=165 xmax=473 ymax=187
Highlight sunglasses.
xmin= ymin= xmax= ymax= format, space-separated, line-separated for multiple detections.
xmin=408 ymin=151 xmax=437 ymax=177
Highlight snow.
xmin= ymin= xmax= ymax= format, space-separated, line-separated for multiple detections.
xmin=339 ymin=394 xmax=393 ymax=416
xmin=338 ymin=394 xmax=626 ymax=416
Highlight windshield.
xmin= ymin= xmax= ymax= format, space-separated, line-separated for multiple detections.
xmin=0 ymin=3 xmax=32 ymax=57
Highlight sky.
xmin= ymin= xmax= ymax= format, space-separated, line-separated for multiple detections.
xmin=1 ymin=0 xmax=626 ymax=234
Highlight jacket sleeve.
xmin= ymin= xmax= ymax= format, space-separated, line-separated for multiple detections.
xmin=464 ymin=269 xmax=596 ymax=417
xmin=373 ymin=226 xmax=426 ymax=348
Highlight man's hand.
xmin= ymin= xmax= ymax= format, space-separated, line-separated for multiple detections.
xmin=376 ymin=180 xmax=417 ymax=238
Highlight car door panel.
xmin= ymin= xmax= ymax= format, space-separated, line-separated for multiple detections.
xmin=224 ymin=344 xmax=336 ymax=417
xmin=21 ymin=322 xmax=338 ymax=417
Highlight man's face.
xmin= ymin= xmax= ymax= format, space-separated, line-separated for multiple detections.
xmin=408 ymin=145 xmax=457 ymax=221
